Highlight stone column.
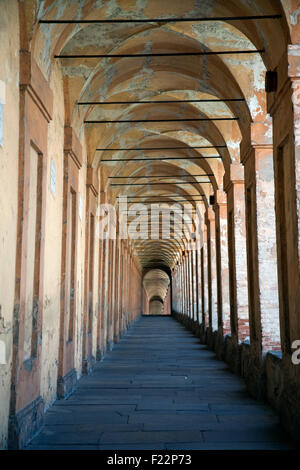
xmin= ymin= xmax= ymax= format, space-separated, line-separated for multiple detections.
xmin=267 ymin=45 xmax=300 ymax=354
xmin=57 ymin=127 xmax=82 ymax=397
xmin=188 ymin=249 xmax=194 ymax=319
xmin=97 ymin=192 xmax=105 ymax=359
xmin=205 ymin=208 xmax=218 ymax=333
xmin=128 ymin=249 xmax=133 ymax=324
xmin=100 ymin=246 xmax=107 ymax=355
xmin=126 ymin=242 xmax=131 ymax=328
xmin=201 ymin=225 xmax=209 ymax=329
xmin=113 ymin=237 xmax=121 ymax=343
xmin=180 ymin=259 xmax=184 ymax=314
xmin=106 ymin=238 xmax=114 ymax=351
xmin=104 ymin=238 xmax=110 ymax=350
xmin=171 ymin=268 xmax=176 ymax=312
xmin=195 ymin=247 xmax=200 ymax=324
xmin=184 ymin=252 xmax=189 ymax=316
xmin=121 ymin=241 xmax=128 ymax=332
xmin=116 ymin=238 xmax=122 ymax=332
xmin=191 ymin=248 xmax=198 ymax=321
xmin=176 ymin=265 xmax=180 ymax=313
xmin=213 ymin=190 xmax=230 ymax=336
xmin=265 ymin=44 xmax=300 ymax=438
xmin=224 ymin=164 xmax=249 ymax=354
xmin=173 ymin=265 xmax=180 ymax=313
xmin=241 ymin=121 xmax=280 ymax=354
xmin=182 ymin=256 xmax=187 ymax=316
xmin=82 ymin=167 xmax=98 ymax=374
xmin=176 ymin=265 xmax=181 ymax=314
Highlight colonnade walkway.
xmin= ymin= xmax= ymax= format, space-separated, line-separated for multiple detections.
xmin=26 ymin=316 xmax=294 ymax=450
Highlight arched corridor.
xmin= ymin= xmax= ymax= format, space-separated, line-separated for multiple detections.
xmin=1 ymin=0 xmax=300 ymax=450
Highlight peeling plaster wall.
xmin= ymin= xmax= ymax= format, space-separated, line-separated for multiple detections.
xmin=0 ymin=0 xmax=19 ymax=449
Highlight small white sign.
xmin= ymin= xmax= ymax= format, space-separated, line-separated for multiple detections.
xmin=0 ymin=104 xmax=3 ymax=147
xmin=0 ymin=81 xmax=6 ymax=105
xmin=50 ymin=159 xmax=56 ymax=197
xmin=0 ymin=81 xmax=5 ymax=148
xmin=0 ymin=340 xmax=6 ymax=365
xmin=79 ymin=193 xmax=82 ymax=220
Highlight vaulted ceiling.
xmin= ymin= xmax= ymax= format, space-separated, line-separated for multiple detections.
xmin=22 ymin=0 xmax=291 ymax=302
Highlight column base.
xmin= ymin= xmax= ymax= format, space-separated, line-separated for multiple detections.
xmin=214 ymin=330 xmax=226 ymax=361
xmin=223 ymin=335 xmax=241 ymax=374
xmin=82 ymin=355 xmax=95 ymax=375
xmin=8 ymin=395 xmax=44 ymax=449
xmin=96 ymin=347 xmax=106 ymax=361
xmin=57 ymin=368 xmax=77 ymax=399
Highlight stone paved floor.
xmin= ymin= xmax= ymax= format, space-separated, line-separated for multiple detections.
xmin=27 ymin=316 xmax=295 ymax=450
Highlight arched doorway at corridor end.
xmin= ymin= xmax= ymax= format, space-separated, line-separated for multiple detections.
xmin=143 ymin=269 xmax=171 ymax=315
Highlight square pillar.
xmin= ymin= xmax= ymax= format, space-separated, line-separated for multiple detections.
xmin=205 ymin=209 xmax=218 ymax=332
xmin=224 ymin=164 xmax=249 ymax=347
xmin=82 ymin=167 xmax=98 ymax=374
xmin=57 ymin=126 xmax=82 ymax=398
xmin=241 ymin=121 xmax=280 ymax=355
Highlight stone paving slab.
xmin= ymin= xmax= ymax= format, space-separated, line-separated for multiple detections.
xmin=136 ymin=401 xmax=210 ymax=411
xmin=44 ymin=412 xmax=130 ymax=426
xmin=164 ymin=442 xmax=294 ymax=450
xmin=99 ymin=430 xmax=204 ymax=445
xmin=98 ymin=443 xmax=166 ymax=450
xmin=27 ymin=316 xmax=295 ymax=450
xmin=202 ymin=428 xmax=289 ymax=443
xmin=44 ymin=423 xmax=144 ymax=433
xmin=26 ymin=445 xmax=100 ymax=450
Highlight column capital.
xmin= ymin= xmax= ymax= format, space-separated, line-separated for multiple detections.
xmin=87 ymin=167 xmax=99 ymax=196
xmin=64 ymin=126 xmax=82 ymax=169
xmin=205 ymin=207 xmax=215 ymax=224
xmin=240 ymin=120 xmax=273 ymax=165
xmin=99 ymin=190 xmax=108 ymax=204
xmin=20 ymin=50 xmax=53 ymax=122
xmin=215 ymin=189 xmax=227 ymax=206
xmin=223 ymin=164 xmax=244 ymax=193
xmin=202 ymin=225 xmax=207 ymax=244
xmin=287 ymin=44 xmax=300 ymax=80
xmin=267 ymin=45 xmax=300 ymax=116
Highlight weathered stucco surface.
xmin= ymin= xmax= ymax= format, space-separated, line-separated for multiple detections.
xmin=0 ymin=0 xmax=19 ymax=449
xmin=39 ymin=61 xmax=64 ymax=409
